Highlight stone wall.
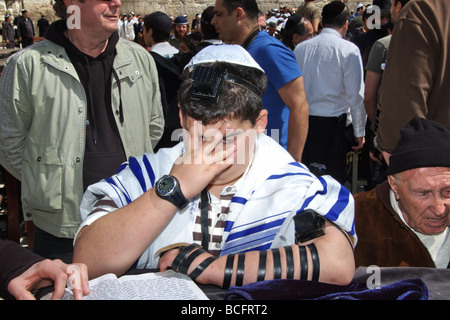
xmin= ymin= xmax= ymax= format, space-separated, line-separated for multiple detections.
xmin=2 ymin=0 xmax=365 ymax=26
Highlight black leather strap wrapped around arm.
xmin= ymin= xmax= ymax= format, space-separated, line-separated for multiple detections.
xmin=235 ymin=253 xmax=246 ymax=286
xmin=222 ymin=254 xmax=235 ymax=289
xmin=272 ymin=248 xmax=282 ymax=279
xmin=285 ymin=246 xmax=294 ymax=279
xmin=307 ymin=243 xmax=320 ymax=282
xmin=299 ymin=245 xmax=308 ymax=280
xmin=257 ymin=251 xmax=267 ymax=281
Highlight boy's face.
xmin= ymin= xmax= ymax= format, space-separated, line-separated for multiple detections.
xmin=182 ymin=110 xmax=267 ymax=187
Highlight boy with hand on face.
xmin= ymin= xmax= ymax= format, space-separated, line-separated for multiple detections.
xmin=74 ymin=45 xmax=356 ymax=288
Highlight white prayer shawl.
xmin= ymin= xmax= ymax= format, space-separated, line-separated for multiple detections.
xmin=77 ymin=134 xmax=356 ymax=269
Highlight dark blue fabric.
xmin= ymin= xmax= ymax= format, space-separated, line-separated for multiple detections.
xmin=224 ymin=278 xmax=428 ymax=300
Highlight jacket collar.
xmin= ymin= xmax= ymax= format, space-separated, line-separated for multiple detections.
xmin=375 ymin=181 xmax=406 ymax=226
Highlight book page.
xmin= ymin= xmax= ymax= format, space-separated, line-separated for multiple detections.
xmin=42 ymin=270 xmax=209 ymax=300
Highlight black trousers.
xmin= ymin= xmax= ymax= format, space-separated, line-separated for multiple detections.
xmin=33 ymin=226 xmax=74 ymax=264
xmin=302 ymin=115 xmax=349 ymax=184
xmin=21 ymin=37 xmax=33 ymax=48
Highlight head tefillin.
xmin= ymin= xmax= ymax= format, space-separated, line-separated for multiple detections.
xmin=189 ymin=65 xmax=263 ymax=103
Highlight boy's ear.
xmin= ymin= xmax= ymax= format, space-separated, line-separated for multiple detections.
xmin=255 ymin=109 xmax=268 ymax=134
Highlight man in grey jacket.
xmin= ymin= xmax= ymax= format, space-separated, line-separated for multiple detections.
xmin=0 ymin=0 xmax=164 ymax=263
xmin=2 ymin=14 xmax=15 ymax=49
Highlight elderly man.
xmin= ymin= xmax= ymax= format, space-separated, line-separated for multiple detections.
xmin=0 ymin=0 xmax=164 ymax=263
xmin=73 ymin=45 xmax=355 ymax=288
xmin=354 ymin=117 xmax=450 ymax=268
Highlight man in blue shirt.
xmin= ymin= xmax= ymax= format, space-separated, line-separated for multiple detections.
xmin=211 ymin=0 xmax=309 ymax=162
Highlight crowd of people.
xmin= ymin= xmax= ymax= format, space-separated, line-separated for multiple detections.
xmin=1 ymin=9 xmax=50 ymax=49
xmin=0 ymin=0 xmax=448 ymax=300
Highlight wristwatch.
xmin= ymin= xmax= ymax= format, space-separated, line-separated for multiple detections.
xmin=155 ymin=175 xmax=188 ymax=209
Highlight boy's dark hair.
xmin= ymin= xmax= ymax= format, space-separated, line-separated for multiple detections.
xmin=144 ymin=12 xmax=173 ymax=43
xmin=178 ymin=62 xmax=267 ymax=125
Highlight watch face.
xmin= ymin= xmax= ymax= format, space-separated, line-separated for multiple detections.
xmin=158 ymin=176 xmax=175 ymax=195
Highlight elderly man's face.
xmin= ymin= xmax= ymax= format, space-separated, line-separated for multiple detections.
xmin=388 ymin=167 xmax=450 ymax=235
xmin=71 ymin=0 xmax=121 ymax=35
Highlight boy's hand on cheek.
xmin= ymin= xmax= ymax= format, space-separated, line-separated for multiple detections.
xmin=170 ymin=119 xmax=235 ymax=199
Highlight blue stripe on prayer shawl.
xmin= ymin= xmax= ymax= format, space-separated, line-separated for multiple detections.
xmin=350 ymin=220 xmax=356 ymax=237
xmin=224 ymin=220 xmax=233 ymax=233
xmin=322 ymin=184 xmax=350 ymax=222
xmin=231 ymin=196 xmax=247 ymax=205
xmin=142 ymin=155 xmax=156 ymax=187
xmin=296 ymin=176 xmax=328 ymax=214
xmin=289 ymin=161 xmax=310 ymax=171
xmin=224 ymin=196 xmax=248 ymax=231
xmin=225 ymin=216 xmax=287 ymax=243
xmin=221 ymin=232 xmax=277 ymax=255
xmin=104 ymin=177 xmax=130 ymax=206
xmin=116 ymin=178 xmax=133 ymax=204
xmin=289 ymin=161 xmax=302 ymax=168
xmin=129 ymin=157 xmax=146 ymax=192
xmin=116 ymin=162 xmax=128 ymax=174
xmin=267 ymin=172 xmax=312 ymax=180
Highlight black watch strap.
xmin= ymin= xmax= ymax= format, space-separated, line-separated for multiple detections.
xmin=155 ymin=175 xmax=188 ymax=209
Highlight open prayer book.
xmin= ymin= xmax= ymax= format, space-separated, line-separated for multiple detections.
xmin=42 ymin=270 xmax=209 ymax=300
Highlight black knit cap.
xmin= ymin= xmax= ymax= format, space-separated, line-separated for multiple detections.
xmin=385 ymin=117 xmax=450 ymax=175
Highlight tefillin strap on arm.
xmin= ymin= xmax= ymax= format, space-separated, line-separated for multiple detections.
xmin=171 ymin=243 xmax=217 ymax=281
xmin=221 ymin=244 xmax=321 ymax=289
xmin=189 ymin=65 xmax=263 ymax=103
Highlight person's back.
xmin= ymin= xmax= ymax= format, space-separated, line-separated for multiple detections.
xmin=297 ymin=0 xmax=321 ymax=34
xmin=294 ymin=1 xmax=365 ymax=184
xmin=377 ymin=0 xmax=450 ymax=156
xmin=297 ymin=1 xmax=320 ymax=21
xmin=295 ymin=29 xmax=361 ymax=114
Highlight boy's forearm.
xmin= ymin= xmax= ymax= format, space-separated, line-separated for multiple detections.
xmin=73 ymin=188 xmax=178 ymax=279
xmin=188 ymin=224 xmax=355 ymax=288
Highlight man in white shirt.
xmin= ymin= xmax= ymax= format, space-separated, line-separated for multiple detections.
xmin=294 ymin=1 xmax=366 ymax=184
xmin=119 ymin=13 xmax=135 ymax=41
